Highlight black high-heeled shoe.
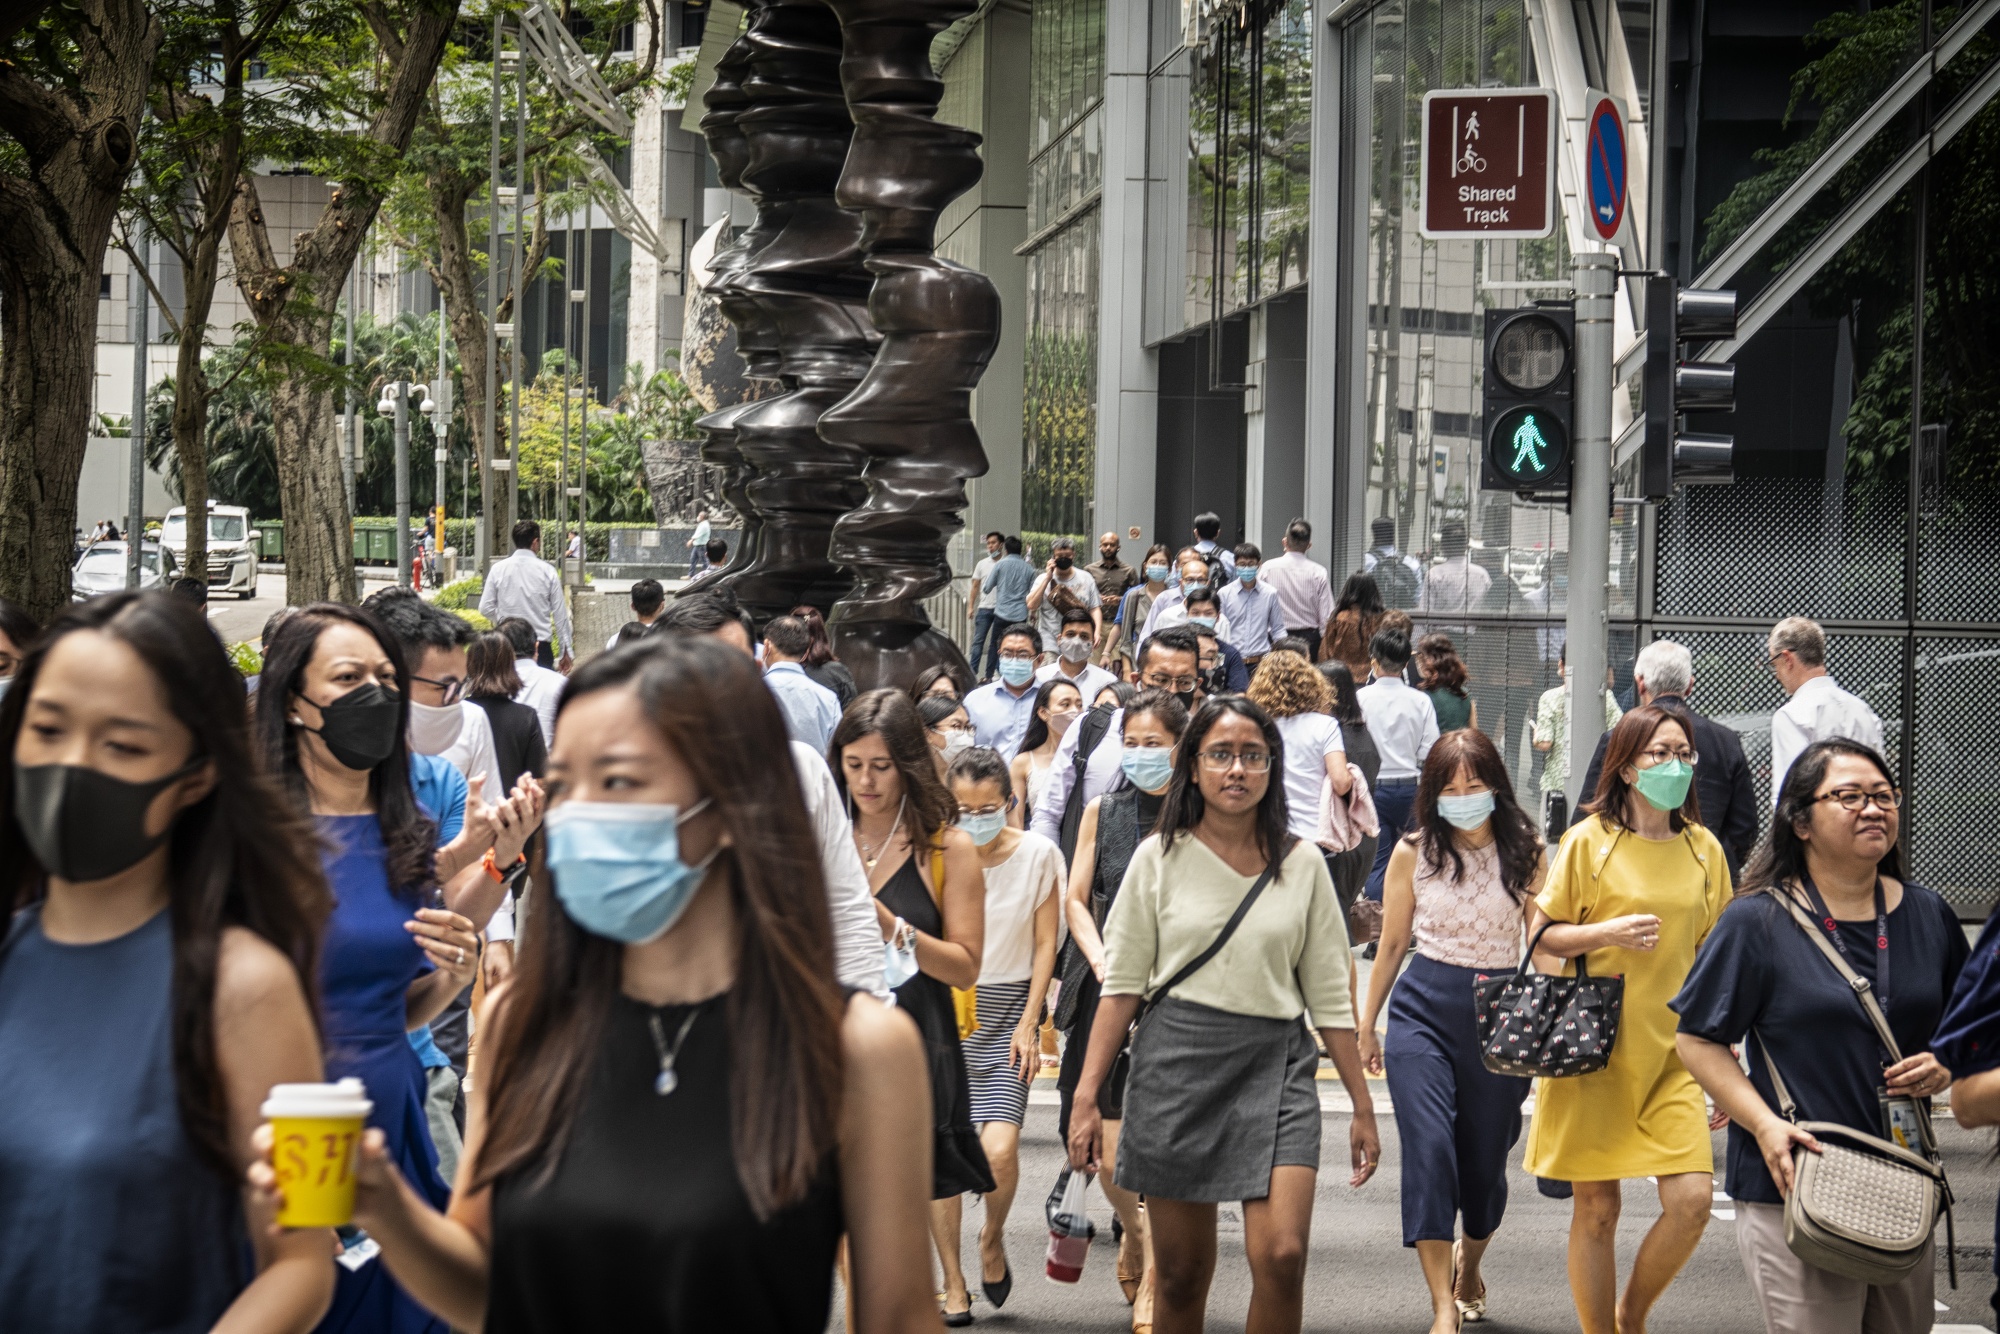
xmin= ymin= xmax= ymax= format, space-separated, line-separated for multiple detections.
xmin=942 ymin=1311 xmax=974 ymax=1328
xmin=982 ymin=1262 xmax=1013 ymax=1310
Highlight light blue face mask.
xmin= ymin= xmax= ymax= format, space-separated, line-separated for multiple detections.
xmin=958 ymin=809 xmax=1008 ymax=845
xmin=1238 ymin=566 xmax=1258 ymax=585
xmin=1435 ymin=791 xmax=1496 ymax=830
xmin=998 ymin=657 xmax=1035 ymax=687
xmin=545 ymin=798 xmax=721 ymax=944
xmin=1186 ymin=614 xmax=1216 ymax=630
xmin=1145 ymin=564 xmax=1171 ymax=582
xmin=1121 ymin=744 xmax=1175 ymax=792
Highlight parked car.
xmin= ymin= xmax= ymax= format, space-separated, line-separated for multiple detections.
xmin=71 ymin=541 xmax=178 ymax=601
xmin=159 ymin=501 xmax=260 ymax=599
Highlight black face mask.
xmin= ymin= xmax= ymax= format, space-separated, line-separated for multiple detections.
xmin=14 ymin=757 xmax=203 ymax=882
xmin=1172 ymin=687 xmax=1197 ymax=713
xmin=299 ymin=682 xmax=403 ymax=772
xmin=1054 ymin=555 xmax=1073 ymax=571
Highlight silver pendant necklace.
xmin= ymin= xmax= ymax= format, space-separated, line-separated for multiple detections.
xmin=646 ymin=1008 xmax=700 ymax=1096
xmin=855 ymin=794 xmax=907 ymax=872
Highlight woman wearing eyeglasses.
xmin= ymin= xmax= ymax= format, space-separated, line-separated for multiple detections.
xmin=1069 ymin=696 xmax=1380 ymax=1333
xmin=1674 ymin=739 xmax=1964 ymax=1332
xmin=918 ymin=694 xmax=975 ymax=785
xmin=1523 ymin=704 xmax=1732 ymax=1334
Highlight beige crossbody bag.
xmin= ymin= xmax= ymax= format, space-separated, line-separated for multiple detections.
xmin=1753 ymin=889 xmax=1955 ymax=1288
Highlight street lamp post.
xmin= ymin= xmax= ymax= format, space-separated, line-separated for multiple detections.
xmin=378 ymin=380 xmax=430 ymax=591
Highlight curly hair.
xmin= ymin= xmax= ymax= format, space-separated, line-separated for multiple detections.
xmin=1245 ymin=648 xmax=1333 ymax=719
xmin=1417 ymin=633 xmax=1469 ymax=694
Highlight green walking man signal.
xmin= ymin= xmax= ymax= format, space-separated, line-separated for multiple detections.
xmin=1481 ymin=305 xmax=1574 ymax=496
xmin=1511 ymin=413 xmax=1551 ymax=474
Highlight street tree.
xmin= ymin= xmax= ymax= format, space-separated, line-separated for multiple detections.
xmin=226 ymin=0 xmax=453 ymax=605
xmin=0 ymin=1 xmax=163 ymax=622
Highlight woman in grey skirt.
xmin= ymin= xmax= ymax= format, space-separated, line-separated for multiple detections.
xmin=1067 ymin=696 xmax=1382 ymax=1333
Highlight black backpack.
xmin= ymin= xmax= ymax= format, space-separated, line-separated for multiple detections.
xmin=1368 ymin=547 xmax=1419 ymax=607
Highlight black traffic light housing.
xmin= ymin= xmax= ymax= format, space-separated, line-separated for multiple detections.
xmin=1641 ymin=277 xmax=1738 ymax=499
xmin=1481 ymin=303 xmax=1574 ymax=498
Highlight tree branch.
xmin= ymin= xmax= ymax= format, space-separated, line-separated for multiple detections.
xmin=112 ymin=225 xmax=187 ymax=339
xmin=0 ymin=58 xmax=80 ymax=163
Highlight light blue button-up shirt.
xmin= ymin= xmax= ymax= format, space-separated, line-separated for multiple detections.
xmin=1219 ymin=580 xmax=1289 ymax=657
xmin=963 ymin=678 xmax=1042 ymax=760
xmin=765 ymin=660 xmax=842 ymax=753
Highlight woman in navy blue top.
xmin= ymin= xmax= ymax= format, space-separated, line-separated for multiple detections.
xmin=0 ymin=592 xmax=334 ymax=1332
xmin=257 ymin=605 xmax=481 ymax=1334
xmin=1674 ymin=738 xmax=1966 ymax=1330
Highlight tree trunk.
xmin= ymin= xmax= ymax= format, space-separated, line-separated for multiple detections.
xmin=269 ymin=310 xmax=356 ymax=603
xmin=172 ymin=340 xmax=211 ymax=586
xmin=0 ymin=1 xmax=162 ymax=622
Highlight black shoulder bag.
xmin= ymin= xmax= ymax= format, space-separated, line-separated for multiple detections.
xmin=1052 ymin=704 xmax=1120 ymax=1031
xmin=1475 ymin=919 xmax=1625 ymax=1078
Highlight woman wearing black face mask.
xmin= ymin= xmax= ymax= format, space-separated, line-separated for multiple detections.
xmin=0 ymin=592 xmax=334 ymax=1332
xmin=256 ymin=605 xmax=480 ymax=1334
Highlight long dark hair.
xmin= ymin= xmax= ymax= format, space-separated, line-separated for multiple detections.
xmin=1019 ymin=675 xmax=1084 ymax=754
xmin=254 ymin=603 xmax=436 ymax=893
xmin=1335 ymin=572 xmax=1385 ymax=617
xmin=831 ymin=689 xmax=957 ymax=846
xmin=1157 ymin=696 xmax=1296 ymax=867
xmin=1739 ymin=738 xmax=1905 ymax=896
xmin=1318 ymin=659 xmax=1364 ymax=726
xmin=908 ymin=663 xmax=966 ymax=702
xmin=1409 ymin=730 xmax=1541 ymax=900
xmin=1582 ymin=703 xmax=1703 ymax=833
xmin=788 ymin=605 xmax=837 ymax=669
xmin=0 ymin=592 xmax=330 ymax=1180
xmin=472 ymin=636 xmax=844 ymax=1218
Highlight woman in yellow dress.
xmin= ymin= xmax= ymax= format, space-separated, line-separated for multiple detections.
xmin=1524 ymin=704 xmax=1731 ymax=1334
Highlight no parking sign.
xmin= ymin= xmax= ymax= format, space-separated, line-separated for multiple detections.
xmin=1585 ymin=93 xmax=1629 ymax=243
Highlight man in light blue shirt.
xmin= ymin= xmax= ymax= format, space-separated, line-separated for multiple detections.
xmin=762 ymin=616 xmax=842 ymax=752
xmin=981 ymin=534 xmax=1036 ymax=624
xmin=1217 ymin=542 xmax=1288 ymax=662
xmin=962 ymin=622 xmax=1043 ymax=759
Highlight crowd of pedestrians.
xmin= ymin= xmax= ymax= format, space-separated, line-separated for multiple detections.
xmin=0 ymin=500 xmax=1989 ymax=1334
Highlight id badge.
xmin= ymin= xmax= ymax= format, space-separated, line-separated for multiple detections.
xmin=1879 ymin=1090 xmax=1924 ymax=1150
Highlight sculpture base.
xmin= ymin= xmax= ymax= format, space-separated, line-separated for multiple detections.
xmin=827 ymin=618 xmax=970 ymax=694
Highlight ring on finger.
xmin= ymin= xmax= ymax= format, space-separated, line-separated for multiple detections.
xmin=456 ymin=946 xmax=465 ymax=964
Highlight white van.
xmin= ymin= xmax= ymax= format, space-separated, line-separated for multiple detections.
xmin=161 ymin=501 xmax=260 ymax=599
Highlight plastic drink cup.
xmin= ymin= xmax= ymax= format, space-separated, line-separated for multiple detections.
xmin=263 ymin=1079 xmax=372 ymax=1228
xmin=1045 ymin=1218 xmax=1090 ymax=1283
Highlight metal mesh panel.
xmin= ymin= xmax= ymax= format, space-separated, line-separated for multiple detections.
xmin=1918 ymin=475 xmax=2000 ymax=624
xmin=1655 ymin=478 xmax=1905 ymax=622
xmin=1912 ymin=637 xmax=2000 ymax=911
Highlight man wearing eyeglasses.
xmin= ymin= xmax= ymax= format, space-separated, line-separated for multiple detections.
xmin=1031 ymin=625 xmax=1204 ymax=855
xmin=1767 ymin=616 xmax=1886 ymax=807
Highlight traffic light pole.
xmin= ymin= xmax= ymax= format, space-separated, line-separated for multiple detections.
xmin=1566 ymin=251 xmax=1617 ymax=810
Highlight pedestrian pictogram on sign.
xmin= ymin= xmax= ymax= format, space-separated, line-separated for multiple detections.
xmin=1419 ymin=89 xmax=1556 ymax=239
xmin=1586 ymin=95 xmax=1628 ymax=242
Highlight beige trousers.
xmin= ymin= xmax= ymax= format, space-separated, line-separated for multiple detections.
xmin=1735 ymin=1200 xmax=1935 ymax=1334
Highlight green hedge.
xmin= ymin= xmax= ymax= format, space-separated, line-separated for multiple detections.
xmin=261 ymin=518 xmax=666 ymax=564
xmin=1020 ymin=530 xmax=1093 ymax=561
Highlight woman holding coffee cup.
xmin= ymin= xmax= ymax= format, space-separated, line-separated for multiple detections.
xmin=256 ymin=605 xmax=480 ymax=1334
xmin=254 ymin=633 xmax=940 ymax=1332
xmin=0 ymin=591 xmax=334 ymax=1331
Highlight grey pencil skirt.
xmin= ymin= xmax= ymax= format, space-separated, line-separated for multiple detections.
xmin=1113 ymin=996 xmax=1322 ymax=1202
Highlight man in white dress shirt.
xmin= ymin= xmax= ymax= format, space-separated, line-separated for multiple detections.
xmin=1258 ymin=519 xmax=1336 ymax=660
xmin=1356 ymin=625 xmax=1439 ymax=900
xmin=479 ymin=520 xmax=574 ymax=670
xmin=1767 ymin=616 xmax=1887 ymax=803
xmin=497 ymin=616 xmax=564 ymax=746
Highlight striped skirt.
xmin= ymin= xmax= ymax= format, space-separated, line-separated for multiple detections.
xmin=963 ymin=980 xmax=1033 ymax=1127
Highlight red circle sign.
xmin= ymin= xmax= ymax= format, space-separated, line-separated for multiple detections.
xmin=1585 ymin=98 xmax=1627 ymax=242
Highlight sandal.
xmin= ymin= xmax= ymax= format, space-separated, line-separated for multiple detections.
xmin=1117 ymin=1265 xmax=1141 ymax=1305
xmin=1450 ymin=1241 xmax=1487 ymax=1323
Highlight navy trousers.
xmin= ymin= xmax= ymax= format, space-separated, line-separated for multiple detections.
xmin=1365 ymin=780 xmax=1418 ymax=901
xmin=1383 ymin=953 xmax=1530 ymax=1246
xmin=970 ymin=607 xmax=1000 ymax=681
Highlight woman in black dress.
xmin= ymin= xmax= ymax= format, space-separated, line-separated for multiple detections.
xmin=463 ymin=632 xmax=547 ymax=794
xmin=832 ymin=689 xmax=995 ymax=1325
xmin=259 ymin=636 xmax=942 ymax=1334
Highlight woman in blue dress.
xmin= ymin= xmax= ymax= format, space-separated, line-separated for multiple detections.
xmin=0 ymin=591 xmax=334 ymax=1332
xmin=258 ymin=604 xmax=480 ymax=1334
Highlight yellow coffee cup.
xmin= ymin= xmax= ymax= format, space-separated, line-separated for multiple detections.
xmin=263 ymin=1079 xmax=373 ymax=1228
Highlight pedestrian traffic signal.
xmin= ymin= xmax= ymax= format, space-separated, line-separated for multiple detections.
xmin=1640 ymin=277 xmax=1737 ymax=498
xmin=1481 ymin=305 xmax=1574 ymax=496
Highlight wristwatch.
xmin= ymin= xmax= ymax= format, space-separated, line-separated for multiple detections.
xmin=482 ymin=849 xmax=528 ymax=890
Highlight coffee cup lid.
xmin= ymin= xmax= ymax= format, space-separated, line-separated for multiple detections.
xmin=261 ymin=1077 xmax=373 ymax=1121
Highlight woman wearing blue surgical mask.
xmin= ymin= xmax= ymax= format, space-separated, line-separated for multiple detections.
xmin=264 ymin=635 xmax=942 ymax=1334
xmin=918 ymin=693 xmax=975 ymax=785
xmin=832 ymin=690 xmax=995 ymax=1325
xmin=1356 ymin=729 xmax=1545 ymax=1333
xmin=1105 ymin=544 xmax=1173 ymax=678
xmin=1054 ymin=687 xmax=1190 ymax=1327
xmin=938 ymin=746 xmax=1063 ymax=1316
xmin=1010 ymin=677 xmax=1083 ymax=830
xmin=258 ymin=605 xmax=482 ymax=1334
xmin=0 ymin=593 xmax=333 ymax=1334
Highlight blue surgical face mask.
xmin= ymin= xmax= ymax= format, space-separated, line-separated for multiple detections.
xmin=1121 ymin=744 xmax=1175 ymax=792
xmin=998 ymin=658 xmax=1035 ymax=688
xmin=1145 ymin=564 xmax=1170 ymax=582
xmin=958 ymin=809 xmax=1008 ymax=845
xmin=1435 ymin=791 xmax=1496 ymax=831
xmin=1186 ymin=614 xmax=1216 ymax=630
xmin=545 ymin=798 xmax=721 ymax=944
xmin=1238 ymin=566 xmax=1258 ymax=585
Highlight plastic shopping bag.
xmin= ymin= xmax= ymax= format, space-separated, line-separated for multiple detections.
xmin=1045 ymin=1168 xmax=1092 ymax=1283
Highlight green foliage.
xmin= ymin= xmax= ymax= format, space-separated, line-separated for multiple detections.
xmin=661 ymin=55 xmax=695 ymax=107
xmin=452 ymin=609 xmax=493 ymax=632
xmin=433 ymin=575 xmax=483 ymax=611
xmin=226 ymin=640 xmax=263 ymax=678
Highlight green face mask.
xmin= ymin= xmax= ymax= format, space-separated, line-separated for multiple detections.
xmin=1632 ymin=758 xmax=1694 ymax=811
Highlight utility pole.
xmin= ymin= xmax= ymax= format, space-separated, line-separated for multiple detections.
xmin=435 ymin=314 xmax=450 ymax=558
xmin=344 ymin=257 xmax=357 ymax=514
xmin=485 ymin=11 xmax=504 ymax=574
xmin=380 ymin=380 xmax=426 ymax=590
xmin=1565 ymin=251 xmax=1617 ymax=809
xmin=126 ymin=228 xmax=150 ymax=591
xmin=509 ymin=38 xmax=528 ymax=536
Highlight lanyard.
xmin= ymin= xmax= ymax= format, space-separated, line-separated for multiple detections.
xmin=1801 ymin=875 xmax=1890 ymax=1015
